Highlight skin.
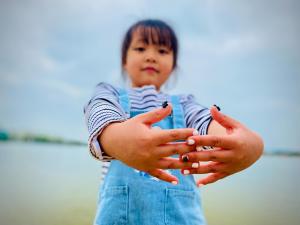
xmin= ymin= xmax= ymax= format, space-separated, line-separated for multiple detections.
xmin=99 ymin=104 xmax=197 ymax=183
xmin=182 ymin=107 xmax=264 ymax=186
xmin=123 ymin=29 xmax=174 ymax=90
xmin=99 ymin=29 xmax=264 ymax=185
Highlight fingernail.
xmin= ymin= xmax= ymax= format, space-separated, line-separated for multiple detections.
xmin=192 ymin=163 xmax=199 ymax=168
xmin=213 ymin=104 xmax=221 ymax=111
xmin=171 ymin=180 xmax=178 ymax=185
xmin=193 ymin=129 xmax=199 ymax=136
xmin=198 ymin=183 xmax=205 ymax=188
xmin=162 ymin=101 xmax=168 ymax=108
xmin=196 ymin=146 xmax=203 ymax=152
xmin=183 ymin=170 xmax=190 ymax=175
xmin=187 ymin=139 xmax=195 ymax=145
xmin=182 ymin=155 xmax=189 ymax=162
xmin=152 ymin=126 xmax=162 ymax=130
xmin=202 ymin=146 xmax=212 ymax=151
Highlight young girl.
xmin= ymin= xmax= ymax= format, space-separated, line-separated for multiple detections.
xmin=84 ymin=19 xmax=263 ymax=225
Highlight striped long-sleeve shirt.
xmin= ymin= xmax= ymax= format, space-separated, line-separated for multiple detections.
xmin=84 ymin=82 xmax=212 ymax=178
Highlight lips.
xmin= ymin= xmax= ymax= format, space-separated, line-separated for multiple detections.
xmin=142 ymin=66 xmax=159 ymax=73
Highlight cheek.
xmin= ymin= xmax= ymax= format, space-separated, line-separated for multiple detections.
xmin=165 ymin=55 xmax=174 ymax=69
xmin=127 ymin=58 xmax=140 ymax=70
xmin=124 ymin=60 xmax=136 ymax=73
xmin=160 ymin=66 xmax=173 ymax=81
xmin=164 ymin=59 xmax=174 ymax=73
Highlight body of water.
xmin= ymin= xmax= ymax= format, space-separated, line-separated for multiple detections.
xmin=0 ymin=142 xmax=299 ymax=225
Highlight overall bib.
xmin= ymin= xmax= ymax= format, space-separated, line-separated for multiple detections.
xmin=94 ymin=89 xmax=206 ymax=225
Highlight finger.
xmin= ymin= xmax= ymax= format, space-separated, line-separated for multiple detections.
xmin=135 ymin=103 xmax=172 ymax=125
xmin=188 ymin=135 xmax=236 ymax=149
xmin=182 ymin=162 xmax=226 ymax=174
xmin=210 ymin=106 xmax=242 ymax=130
xmin=155 ymin=142 xmax=195 ymax=158
xmin=153 ymin=128 xmax=196 ymax=145
xmin=182 ymin=149 xmax=233 ymax=163
xmin=196 ymin=172 xmax=228 ymax=186
xmin=156 ymin=157 xmax=194 ymax=170
xmin=147 ymin=169 xmax=179 ymax=184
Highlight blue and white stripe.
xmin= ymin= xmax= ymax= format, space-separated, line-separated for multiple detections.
xmin=83 ymin=82 xmax=212 ymax=178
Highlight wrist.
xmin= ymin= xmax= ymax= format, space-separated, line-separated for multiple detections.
xmin=98 ymin=122 xmax=123 ymax=158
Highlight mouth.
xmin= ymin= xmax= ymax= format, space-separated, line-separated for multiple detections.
xmin=141 ymin=67 xmax=159 ymax=73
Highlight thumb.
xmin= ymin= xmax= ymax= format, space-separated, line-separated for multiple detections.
xmin=210 ymin=105 xmax=241 ymax=130
xmin=135 ymin=102 xmax=172 ymax=125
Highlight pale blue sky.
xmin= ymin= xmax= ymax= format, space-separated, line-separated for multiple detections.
xmin=0 ymin=0 xmax=299 ymax=151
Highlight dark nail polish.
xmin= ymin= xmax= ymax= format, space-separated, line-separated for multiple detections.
xmin=162 ymin=101 xmax=168 ymax=108
xmin=182 ymin=155 xmax=189 ymax=162
xmin=213 ymin=104 xmax=221 ymax=111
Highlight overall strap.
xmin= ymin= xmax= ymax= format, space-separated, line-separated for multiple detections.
xmin=118 ymin=88 xmax=130 ymax=118
xmin=170 ymin=95 xmax=186 ymax=128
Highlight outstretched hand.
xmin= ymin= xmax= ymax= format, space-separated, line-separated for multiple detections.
xmin=99 ymin=104 xmax=196 ymax=184
xmin=180 ymin=106 xmax=264 ymax=187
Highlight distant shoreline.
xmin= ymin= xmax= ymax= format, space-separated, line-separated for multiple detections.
xmin=1 ymin=130 xmax=299 ymax=157
xmin=262 ymin=151 xmax=300 ymax=157
xmin=1 ymin=139 xmax=299 ymax=158
xmin=0 ymin=131 xmax=85 ymax=146
xmin=0 ymin=139 xmax=86 ymax=146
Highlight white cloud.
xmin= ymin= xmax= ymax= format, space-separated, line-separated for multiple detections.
xmin=182 ymin=32 xmax=263 ymax=58
xmin=0 ymin=0 xmax=299 ymax=148
xmin=219 ymin=34 xmax=262 ymax=55
xmin=39 ymin=78 xmax=88 ymax=98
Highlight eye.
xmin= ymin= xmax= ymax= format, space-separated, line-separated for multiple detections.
xmin=134 ymin=47 xmax=145 ymax=52
xmin=158 ymin=48 xmax=169 ymax=54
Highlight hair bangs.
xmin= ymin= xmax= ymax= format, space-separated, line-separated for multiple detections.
xmin=136 ymin=25 xmax=173 ymax=50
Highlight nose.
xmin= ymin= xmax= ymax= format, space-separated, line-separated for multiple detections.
xmin=145 ymin=49 xmax=157 ymax=63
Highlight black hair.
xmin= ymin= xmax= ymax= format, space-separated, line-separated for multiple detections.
xmin=121 ymin=19 xmax=178 ymax=70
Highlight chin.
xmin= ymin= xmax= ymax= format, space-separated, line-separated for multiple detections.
xmin=140 ymin=80 xmax=156 ymax=86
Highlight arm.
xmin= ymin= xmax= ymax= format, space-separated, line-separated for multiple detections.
xmin=84 ymin=85 xmax=197 ymax=183
xmin=99 ymin=105 xmax=199 ymax=182
xmin=98 ymin=104 xmax=199 ymax=183
xmin=83 ymin=82 xmax=127 ymax=160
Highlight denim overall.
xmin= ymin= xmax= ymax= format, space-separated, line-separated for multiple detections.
xmin=94 ymin=89 xmax=206 ymax=225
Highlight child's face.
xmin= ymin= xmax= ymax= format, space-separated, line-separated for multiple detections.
xmin=123 ymin=30 xmax=174 ymax=91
